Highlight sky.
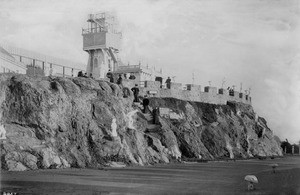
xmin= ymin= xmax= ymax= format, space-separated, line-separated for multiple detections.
xmin=0 ymin=0 xmax=299 ymax=143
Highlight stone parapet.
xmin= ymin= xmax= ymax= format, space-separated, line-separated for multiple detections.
xmin=170 ymin=82 xmax=182 ymax=90
xmin=138 ymin=80 xmax=251 ymax=105
xmin=204 ymin=86 xmax=217 ymax=94
xmin=144 ymin=81 xmax=161 ymax=89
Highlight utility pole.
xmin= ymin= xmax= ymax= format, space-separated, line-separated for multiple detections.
xmin=192 ymin=73 xmax=195 ymax=84
xmin=240 ymin=82 xmax=243 ymax=92
xmin=222 ymin=78 xmax=226 ymax=89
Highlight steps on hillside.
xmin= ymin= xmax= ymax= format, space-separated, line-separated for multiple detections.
xmin=133 ymin=101 xmax=161 ymax=131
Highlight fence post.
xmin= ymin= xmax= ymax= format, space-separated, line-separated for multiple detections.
xmin=33 ymin=59 xmax=36 ymax=76
xmin=63 ymin=66 xmax=65 ymax=77
xmin=50 ymin=63 xmax=53 ymax=76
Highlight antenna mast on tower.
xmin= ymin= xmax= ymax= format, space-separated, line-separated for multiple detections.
xmin=222 ymin=78 xmax=226 ymax=88
xmin=192 ymin=73 xmax=195 ymax=84
xmin=240 ymin=82 xmax=243 ymax=92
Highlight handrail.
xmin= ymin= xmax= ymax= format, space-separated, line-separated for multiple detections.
xmin=0 ymin=44 xmax=86 ymax=77
xmin=1 ymin=44 xmax=85 ymax=71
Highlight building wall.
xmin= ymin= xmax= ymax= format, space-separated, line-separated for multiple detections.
xmin=86 ymin=49 xmax=112 ymax=79
xmin=113 ymin=65 xmax=165 ymax=84
xmin=83 ymin=32 xmax=106 ymax=49
xmin=83 ymin=31 xmax=121 ymax=50
xmin=139 ymin=81 xmax=251 ymax=105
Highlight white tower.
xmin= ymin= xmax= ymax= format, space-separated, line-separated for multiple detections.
xmin=82 ymin=12 xmax=122 ymax=79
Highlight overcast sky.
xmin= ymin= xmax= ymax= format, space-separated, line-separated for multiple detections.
xmin=0 ymin=0 xmax=299 ymax=143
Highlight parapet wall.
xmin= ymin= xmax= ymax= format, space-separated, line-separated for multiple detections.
xmin=140 ymin=81 xmax=251 ymax=105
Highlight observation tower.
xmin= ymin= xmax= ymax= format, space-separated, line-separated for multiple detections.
xmin=82 ymin=12 xmax=122 ymax=79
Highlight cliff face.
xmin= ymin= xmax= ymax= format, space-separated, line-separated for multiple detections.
xmin=0 ymin=74 xmax=282 ymax=171
xmin=149 ymin=98 xmax=282 ymax=160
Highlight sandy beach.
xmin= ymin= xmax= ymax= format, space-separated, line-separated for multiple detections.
xmin=1 ymin=156 xmax=299 ymax=194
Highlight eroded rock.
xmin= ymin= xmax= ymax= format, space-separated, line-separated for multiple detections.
xmin=0 ymin=74 xmax=282 ymax=171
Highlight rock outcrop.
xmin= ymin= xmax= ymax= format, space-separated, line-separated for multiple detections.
xmin=0 ymin=74 xmax=282 ymax=171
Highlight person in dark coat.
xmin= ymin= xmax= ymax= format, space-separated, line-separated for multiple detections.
xmin=131 ymin=84 xmax=140 ymax=102
xmin=152 ymin=107 xmax=160 ymax=125
xmin=110 ymin=76 xmax=114 ymax=83
xmin=77 ymin=71 xmax=83 ymax=77
xmin=142 ymin=96 xmax=150 ymax=114
xmin=129 ymin=74 xmax=136 ymax=80
xmin=106 ymin=69 xmax=114 ymax=83
xmin=117 ymin=74 xmax=123 ymax=85
xmin=165 ymin=77 xmax=171 ymax=89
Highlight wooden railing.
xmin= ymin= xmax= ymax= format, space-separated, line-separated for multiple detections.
xmin=0 ymin=44 xmax=85 ymax=77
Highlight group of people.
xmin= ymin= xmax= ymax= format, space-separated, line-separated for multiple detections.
xmin=107 ymin=70 xmax=140 ymax=103
xmin=227 ymin=86 xmax=235 ymax=96
xmin=106 ymin=70 xmax=137 ymax=84
xmin=130 ymin=76 xmax=172 ymax=103
xmin=106 ymin=71 xmax=172 ymax=106
xmin=77 ymin=69 xmax=172 ymax=90
xmin=77 ymin=71 xmax=93 ymax=78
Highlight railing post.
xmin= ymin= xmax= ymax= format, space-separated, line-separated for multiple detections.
xmin=33 ymin=59 xmax=36 ymax=76
xmin=20 ymin=56 xmax=22 ymax=62
xmin=42 ymin=61 xmax=45 ymax=71
xmin=50 ymin=63 xmax=53 ymax=76
xmin=63 ymin=66 xmax=65 ymax=77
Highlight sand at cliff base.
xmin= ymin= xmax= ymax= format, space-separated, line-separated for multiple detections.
xmin=1 ymin=156 xmax=300 ymax=194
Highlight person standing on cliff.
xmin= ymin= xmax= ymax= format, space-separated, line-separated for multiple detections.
xmin=77 ymin=71 xmax=83 ymax=77
xmin=142 ymin=95 xmax=151 ymax=114
xmin=106 ymin=69 xmax=114 ymax=83
xmin=117 ymin=74 xmax=123 ymax=85
xmin=131 ymin=84 xmax=140 ymax=103
xmin=166 ymin=77 xmax=171 ymax=89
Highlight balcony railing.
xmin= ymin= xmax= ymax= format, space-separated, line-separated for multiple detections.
xmin=82 ymin=27 xmax=108 ymax=35
xmin=117 ymin=65 xmax=141 ymax=70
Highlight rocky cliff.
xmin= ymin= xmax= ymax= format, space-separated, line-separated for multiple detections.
xmin=0 ymin=74 xmax=282 ymax=171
